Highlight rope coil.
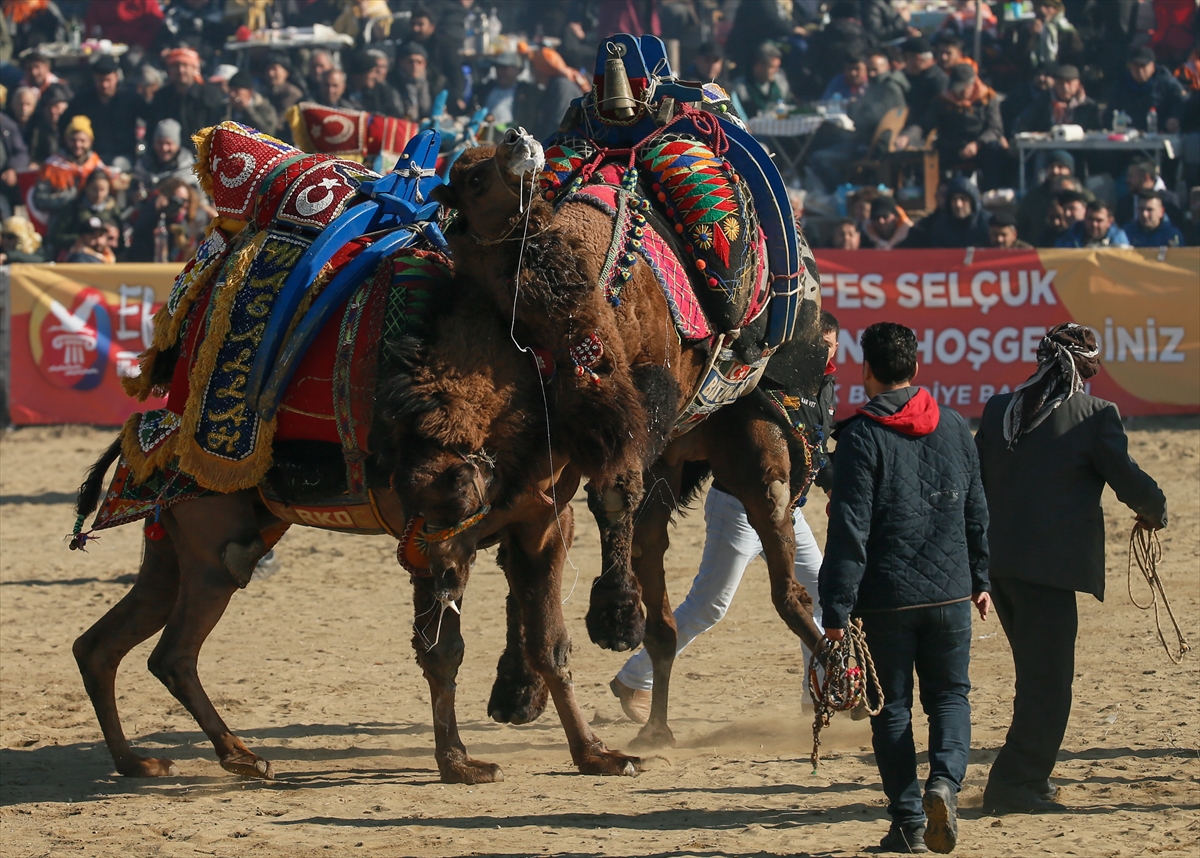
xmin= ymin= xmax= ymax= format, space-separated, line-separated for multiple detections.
xmin=807 ymin=619 xmax=884 ymax=772
xmin=1128 ymin=520 xmax=1190 ymax=665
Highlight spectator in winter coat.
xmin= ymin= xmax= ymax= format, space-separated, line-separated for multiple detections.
xmin=305 ymin=50 xmax=335 ymax=99
xmin=1002 ymin=61 xmax=1055 ymax=135
xmin=920 ymin=64 xmax=1005 ymax=182
xmin=63 ymin=56 xmax=144 ymax=166
xmin=8 ymin=86 xmax=44 ymax=159
xmin=976 ymin=323 xmax=1166 ymax=815
xmin=19 ymin=49 xmax=68 ymax=99
xmin=313 ymin=69 xmax=356 ymax=112
xmin=1123 ymin=190 xmax=1185 ymax=247
xmin=346 ymin=50 xmax=407 ymax=119
xmin=732 ymin=42 xmax=791 ymax=120
xmin=33 ymin=115 xmax=109 ymax=219
xmin=895 ymin=37 xmax=947 ymax=149
xmin=407 ymin=6 xmax=466 ymax=113
xmin=228 ymin=72 xmax=279 ymax=135
xmin=1026 ymin=0 xmax=1083 ymax=70
xmin=132 ymin=119 xmax=198 ymax=197
xmin=1107 ymin=46 xmax=1187 ymax=133
xmin=0 ymin=110 xmax=29 ymax=218
xmin=1116 ymin=158 xmax=1185 ymax=226
xmin=391 ymin=42 xmax=445 ymax=122
xmin=861 ymin=0 xmax=920 ymax=44
xmin=1016 ymin=150 xmax=1076 ymax=243
xmin=907 ymin=177 xmax=992 ymax=248
xmin=23 ymin=83 xmax=71 ymax=163
xmin=820 ymin=321 xmax=990 ymax=855
xmin=864 ymin=196 xmax=912 ymax=250
xmin=1015 ymin=64 xmax=1101 ymax=133
xmin=64 ymin=215 xmax=116 ymax=264
xmin=1055 ymin=200 xmax=1131 ymax=247
xmin=262 ymin=53 xmax=306 ymax=121
xmin=46 ymin=167 xmax=119 ymax=258
xmin=147 ymin=47 xmax=229 ymax=152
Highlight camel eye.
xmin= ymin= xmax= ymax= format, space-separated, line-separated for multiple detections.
xmin=468 ymin=172 xmax=484 ymax=189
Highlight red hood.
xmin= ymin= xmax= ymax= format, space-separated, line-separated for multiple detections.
xmin=857 ymin=387 xmax=940 ymax=437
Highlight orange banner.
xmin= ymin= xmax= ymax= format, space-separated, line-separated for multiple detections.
xmin=7 ymin=263 xmax=176 ymax=425
xmin=815 ymin=248 xmax=1199 ymax=419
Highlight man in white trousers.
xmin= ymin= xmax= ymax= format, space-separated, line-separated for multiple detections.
xmin=610 ymin=311 xmax=841 ymax=722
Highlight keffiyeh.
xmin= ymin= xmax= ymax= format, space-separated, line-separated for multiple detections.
xmin=1002 ymin=322 xmax=1100 ymax=448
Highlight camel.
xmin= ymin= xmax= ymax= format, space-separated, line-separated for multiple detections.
xmin=431 ymin=129 xmax=827 ymax=748
xmin=69 ymin=194 xmax=639 ymax=786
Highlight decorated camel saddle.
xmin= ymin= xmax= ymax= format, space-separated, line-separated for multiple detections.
xmin=286 ymin=101 xmax=422 ymax=170
xmin=84 ymin=122 xmax=452 ymax=545
xmin=536 ymin=34 xmax=821 ymax=435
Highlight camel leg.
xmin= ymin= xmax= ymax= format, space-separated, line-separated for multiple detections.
xmin=146 ymin=494 xmax=276 ymax=779
xmin=73 ymin=530 xmax=182 ymax=777
xmin=503 ymin=506 xmax=641 ymax=776
xmin=584 ymin=470 xmax=646 ymax=652
xmin=487 ymin=564 xmax=549 ymax=724
xmin=411 ymin=578 xmax=502 ymax=784
xmin=628 ymin=460 xmax=682 ymax=750
xmin=707 ymin=411 xmax=824 ymax=653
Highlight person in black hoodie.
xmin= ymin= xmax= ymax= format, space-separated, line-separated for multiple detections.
xmin=820 ymin=322 xmax=990 ymax=856
xmin=906 ymin=176 xmax=992 ymax=248
xmin=861 ymin=0 xmax=920 ymax=44
xmin=807 ymin=2 xmax=873 ymax=95
xmin=975 ymin=323 xmax=1167 ymax=815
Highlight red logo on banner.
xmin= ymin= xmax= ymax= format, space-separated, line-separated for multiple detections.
xmin=31 ymin=287 xmax=112 ymax=391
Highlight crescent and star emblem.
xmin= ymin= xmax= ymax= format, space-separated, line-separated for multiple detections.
xmin=321 ymin=115 xmax=355 ymax=145
xmin=217 ymin=152 xmax=257 ymax=188
xmin=294 ymin=177 xmax=342 ymax=216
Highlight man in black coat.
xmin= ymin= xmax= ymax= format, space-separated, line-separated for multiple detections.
xmin=1107 ymin=46 xmax=1187 ymax=133
xmin=63 ymin=55 xmax=143 ymax=165
xmin=148 ymin=47 xmax=229 ymax=153
xmin=975 ymin=323 xmax=1167 ymax=814
xmin=820 ymin=322 xmax=990 ymax=855
xmin=1015 ymin=64 xmax=1102 ymax=133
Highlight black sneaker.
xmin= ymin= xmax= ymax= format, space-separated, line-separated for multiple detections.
xmin=879 ymin=823 xmax=929 ymax=853
xmin=922 ymin=779 xmax=958 ymax=853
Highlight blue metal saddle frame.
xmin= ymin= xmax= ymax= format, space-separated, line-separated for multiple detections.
xmin=248 ymin=129 xmax=447 ymax=422
xmin=560 ymin=33 xmax=802 ymax=348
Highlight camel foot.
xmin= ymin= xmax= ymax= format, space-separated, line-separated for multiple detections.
xmin=629 ymin=721 xmax=677 ymax=751
xmin=219 ymin=751 xmax=275 ymax=779
xmin=116 ymin=755 xmax=180 ymax=778
xmin=438 ymin=749 xmax=504 ymax=785
xmin=577 ymin=744 xmax=643 ymax=777
xmin=488 ymin=673 xmax=549 ymax=725
xmin=585 ymin=579 xmax=645 ymax=652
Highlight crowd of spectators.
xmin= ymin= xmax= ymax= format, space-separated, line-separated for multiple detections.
xmin=0 ymin=0 xmax=1196 ymax=264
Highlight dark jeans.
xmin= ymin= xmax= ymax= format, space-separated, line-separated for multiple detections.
xmin=860 ymin=599 xmax=973 ymax=827
xmin=987 ymin=576 xmax=1078 ymax=792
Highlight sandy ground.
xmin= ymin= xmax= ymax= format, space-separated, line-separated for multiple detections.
xmin=1 ymin=421 xmax=1197 ymax=858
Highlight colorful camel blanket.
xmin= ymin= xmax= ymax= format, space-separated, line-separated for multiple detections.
xmin=287 ymin=102 xmax=420 ymax=165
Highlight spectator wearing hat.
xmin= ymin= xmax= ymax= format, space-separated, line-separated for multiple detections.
xmin=391 ymin=42 xmax=444 ymax=123
xmin=19 ymin=49 xmax=68 ymax=99
xmin=1056 ymin=200 xmax=1131 ymax=248
xmin=685 ymin=42 xmax=729 ymax=91
xmin=64 ymin=56 xmax=143 ymax=166
xmin=1016 ymin=151 xmax=1087 ymax=244
xmin=864 ymin=197 xmax=912 ymax=250
xmin=33 ymin=114 xmax=108 ymax=218
xmin=147 ymin=47 xmax=228 ymax=152
xmin=228 ymin=71 xmax=279 ymax=134
xmin=406 ymin=6 xmax=466 ymax=113
xmin=732 ymin=42 xmax=791 ymax=120
xmin=132 ymin=119 xmax=197 ymax=198
xmin=1108 ymin=46 xmax=1187 ymax=134
xmin=25 ymin=83 xmax=72 ymax=163
xmin=263 ymin=53 xmax=305 ymax=120
xmin=1001 ymin=61 xmax=1056 ymax=137
xmin=344 ymin=49 xmax=404 ymax=119
xmin=895 ymin=37 xmax=947 ymax=149
xmin=65 ymin=215 xmax=116 ymax=264
xmin=1123 ymin=190 xmax=1185 ymax=247
xmin=1026 ymin=0 xmax=1083 ymax=70
xmin=906 ymin=176 xmax=992 ymax=249
xmin=313 ymin=69 xmax=356 ymax=112
xmin=988 ymin=211 xmax=1033 ymax=249
xmin=1015 ymin=64 xmax=1101 ymax=134
xmin=1116 ymin=158 xmax=1185 ymax=227
xmin=473 ymin=53 xmax=531 ymax=130
xmin=915 ymin=64 xmax=1006 ymax=187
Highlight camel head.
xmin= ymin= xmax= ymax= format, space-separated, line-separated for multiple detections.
xmin=432 ymin=127 xmax=548 ymax=244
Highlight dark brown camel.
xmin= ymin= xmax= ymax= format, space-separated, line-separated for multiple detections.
xmin=71 ymin=272 xmax=640 ymax=785
xmin=432 ymin=130 xmax=827 ymax=749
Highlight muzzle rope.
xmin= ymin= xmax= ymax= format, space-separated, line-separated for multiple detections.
xmin=1128 ymin=520 xmax=1190 ymax=665
xmin=807 ymin=619 xmax=884 ymax=773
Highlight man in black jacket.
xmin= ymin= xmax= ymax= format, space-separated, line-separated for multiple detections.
xmin=975 ymin=323 xmax=1167 ymax=814
xmin=820 ymin=322 xmax=990 ymax=855
xmin=63 ymin=55 xmax=143 ymax=165
xmin=148 ymin=47 xmax=228 ymax=153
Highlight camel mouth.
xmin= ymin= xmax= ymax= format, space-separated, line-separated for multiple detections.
xmin=499 ymin=127 xmax=545 ymax=180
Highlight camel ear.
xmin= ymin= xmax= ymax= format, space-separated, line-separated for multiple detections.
xmin=430 ymin=183 xmax=459 ymax=210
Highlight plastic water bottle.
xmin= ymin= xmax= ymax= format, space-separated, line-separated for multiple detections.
xmin=774 ymin=99 xmax=789 ymax=120
xmin=1113 ymin=110 xmax=1129 ymax=133
xmin=1146 ymin=107 xmax=1158 ymax=135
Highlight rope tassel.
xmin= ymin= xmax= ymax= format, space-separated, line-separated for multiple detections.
xmin=808 ymin=619 xmax=883 ymax=772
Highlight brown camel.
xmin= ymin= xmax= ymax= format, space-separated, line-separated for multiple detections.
xmin=71 ymin=270 xmax=640 ymax=785
xmin=432 ymin=130 xmax=827 ymax=749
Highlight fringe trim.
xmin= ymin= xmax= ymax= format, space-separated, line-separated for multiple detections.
xmin=286 ymin=105 xmax=313 ymax=153
xmin=175 ymin=230 xmax=277 ymax=492
xmin=121 ymin=342 xmax=163 ymax=401
xmin=119 ymin=412 xmax=178 ymax=484
xmin=192 ymin=125 xmax=217 ymax=205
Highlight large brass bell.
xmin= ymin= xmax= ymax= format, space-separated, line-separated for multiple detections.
xmin=602 ymin=43 xmax=637 ymax=120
